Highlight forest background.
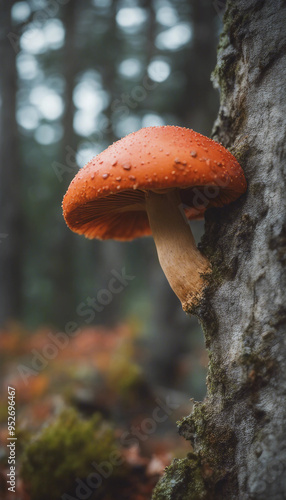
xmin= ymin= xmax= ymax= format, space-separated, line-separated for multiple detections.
xmin=0 ymin=1 xmax=226 ymax=498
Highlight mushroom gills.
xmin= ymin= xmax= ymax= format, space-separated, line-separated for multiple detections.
xmin=145 ymin=189 xmax=210 ymax=310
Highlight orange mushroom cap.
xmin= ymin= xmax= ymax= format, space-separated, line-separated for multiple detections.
xmin=62 ymin=126 xmax=247 ymax=240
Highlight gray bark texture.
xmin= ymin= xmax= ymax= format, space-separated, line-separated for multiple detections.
xmin=153 ymin=1 xmax=286 ymax=499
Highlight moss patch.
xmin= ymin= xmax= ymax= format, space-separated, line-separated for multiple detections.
xmin=152 ymin=454 xmax=210 ymax=500
xmin=21 ymin=408 xmax=126 ymax=500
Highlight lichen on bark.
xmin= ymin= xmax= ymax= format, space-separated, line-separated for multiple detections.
xmin=152 ymin=0 xmax=286 ymax=498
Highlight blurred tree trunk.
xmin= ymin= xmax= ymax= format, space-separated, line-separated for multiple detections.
xmin=49 ymin=0 xmax=78 ymax=327
xmin=94 ymin=0 xmax=123 ymax=325
xmin=0 ymin=1 xmax=23 ymax=326
xmin=185 ymin=0 xmax=219 ymax=134
xmin=144 ymin=0 xmax=189 ymax=388
xmin=148 ymin=0 xmax=218 ymax=391
xmin=153 ymin=1 xmax=286 ymax=499
xmin=148 ymin=262 xmax=189 ymax=388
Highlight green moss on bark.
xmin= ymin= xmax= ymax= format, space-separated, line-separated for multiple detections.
xmin=154 ymin=0 xmax=286 ymax=498
xmin=152 ymin=454 xmax=210 ymax=500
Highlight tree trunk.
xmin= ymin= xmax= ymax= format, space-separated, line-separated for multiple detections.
xmin=49 ymin=0 xmax=78 ymax=328
xmin=186 ymin=0 xmax=219 ymax=134
xmin=153 ymin=1 xmax=286 ymax=499
xmin=0 ymin=0 xmax=23 ymax=326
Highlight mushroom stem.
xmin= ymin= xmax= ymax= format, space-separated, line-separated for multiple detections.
xmin=145 ymin=190 xmax=210 ymax=311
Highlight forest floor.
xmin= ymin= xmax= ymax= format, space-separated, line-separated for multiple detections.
xmin=0 ymin=322 xmax=197 ymax=500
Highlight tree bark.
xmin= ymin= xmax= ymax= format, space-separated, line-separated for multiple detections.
xmin=153 ymin=1 xmax=286 ymax=498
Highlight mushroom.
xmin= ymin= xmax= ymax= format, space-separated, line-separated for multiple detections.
xmin=62 ymin=126 xmax=247 ymax=311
